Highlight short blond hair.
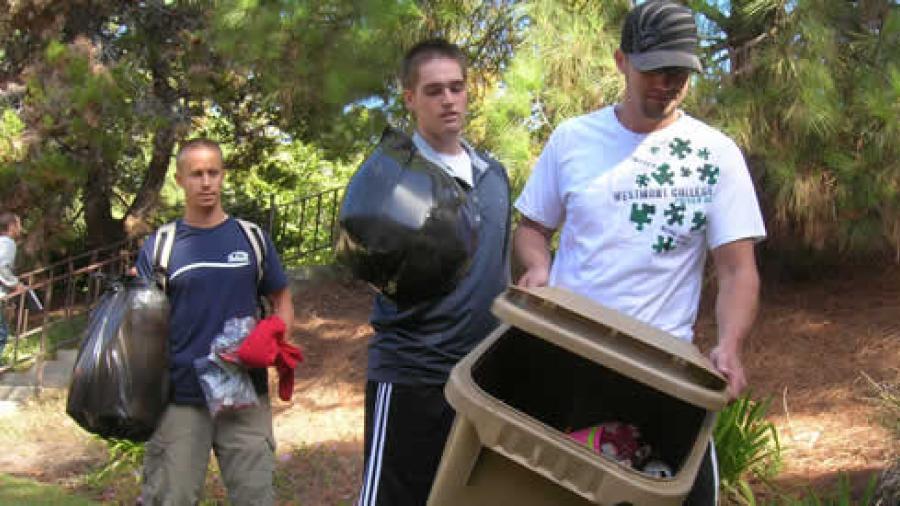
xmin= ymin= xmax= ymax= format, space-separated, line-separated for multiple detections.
xmin=175 ymin=138 xmax=223 ymax=172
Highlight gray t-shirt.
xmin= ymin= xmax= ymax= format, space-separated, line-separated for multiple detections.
xmin=0 ymin=236 xmax=19 ymax=296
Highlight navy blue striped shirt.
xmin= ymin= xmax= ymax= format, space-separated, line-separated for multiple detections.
xmin=137 ymin=217 xmax=288 ymax=405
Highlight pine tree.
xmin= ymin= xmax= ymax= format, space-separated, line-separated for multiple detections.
xmin=475 ymin=0 xmax=631 ymax=192
xmin=0 ymin=0 xmax=519 ymax=253
xmin=691 ymin=0 xmax=900 ymax=264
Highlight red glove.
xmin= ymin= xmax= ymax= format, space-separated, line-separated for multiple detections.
xmin=236 ymin=316 xmax=304 ymax=402
xmin=237 ymin=316 xmax=286 ymax=368
xmin=275 ymin=343 xmax=303 ymax=401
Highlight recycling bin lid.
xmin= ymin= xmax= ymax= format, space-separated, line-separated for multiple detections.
xmin=491 ymin=286 xmax=729 ymax=411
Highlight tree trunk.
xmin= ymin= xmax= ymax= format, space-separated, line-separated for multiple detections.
xmin=124 ymin=123 xmax=178 ymax=236
xmin=122 ymin=22 xmax=185 ymax=238
xmin=83 ymin=163 xmax=125 ymax=249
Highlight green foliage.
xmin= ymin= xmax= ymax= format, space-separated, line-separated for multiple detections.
xmin=208 ymin=0 xmax=421 ymax=154
xmin=474 ymin=0 xmax=629 ymax=193
xmin=1 ymin=315 xmax=88 ymax=370
xmin=86 ymin=438 xmax=145 ymax=487
xmin=4 ymin=0 xmax=896 ymax=273
xmin=692 ymin=0 xmax=900 ymax=262
xmin=0 ymin=109 xmax=26 ymax=166
xmin=1 ymin=1 xmax=523 ymax=257
xmin=714 ymin=394 xmax=782 ymax=502
xmin=0 ymin=474 xmax=98 ymax=505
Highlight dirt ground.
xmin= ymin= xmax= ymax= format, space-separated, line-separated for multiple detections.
xmin=1 ymin=266 xmax=898 ymax=504
xmin=695 ymin=264 xmax=900 ymax=497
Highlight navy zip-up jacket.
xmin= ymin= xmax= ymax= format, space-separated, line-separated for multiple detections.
xmin=367 ymin=132 xmax=511 ymax=385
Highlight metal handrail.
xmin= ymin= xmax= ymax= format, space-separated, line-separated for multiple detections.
xmin=15 ymin=237 xmax=138 ymax=281
xmin=1 ymin=249 xmax=136 ymax=374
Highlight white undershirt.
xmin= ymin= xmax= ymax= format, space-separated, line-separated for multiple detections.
xmin=436 ymin=149 xmax=473 ymax=188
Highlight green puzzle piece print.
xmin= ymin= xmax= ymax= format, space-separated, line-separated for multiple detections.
xmin=664 ymin=203 xmax=686 ymax=226
xmin=636 ymin=174 xmax=650 ymax=187
xmin=697 ymin=147 xmax=710 ymax=160
xmin=698 ymin=163 xmax=720 ymax=184
xmin=630 ymin=203 xmax=656 ymax=231
xmin=652 ymin=163 xmax=675 ymax=186
xmin=652 ymin=235 xmax=676 ymax=253
xmin=691 ymin=211 xmax=707 ymax=232
xmin=669 ymin=137 xmax=692 ymax=159
xmin=681 ymin=166 xmax=692 ymax=178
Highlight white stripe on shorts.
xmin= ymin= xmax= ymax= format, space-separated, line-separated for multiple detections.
xmin=710 ymin=438 xmax=720 ymax=505
xmin=358 ymin=382 xmax=392 ymax=506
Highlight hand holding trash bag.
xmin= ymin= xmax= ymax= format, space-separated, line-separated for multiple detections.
xmin=66 ymin=277 xmax=169 ymax=442
xmin=335 ymin=128 xmax=479 ymax=306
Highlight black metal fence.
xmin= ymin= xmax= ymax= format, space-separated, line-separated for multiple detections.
xmin=0 ymin=186 xmax=345 ymax=374
xmin=269 ymin=186 xmax=344 ymax=266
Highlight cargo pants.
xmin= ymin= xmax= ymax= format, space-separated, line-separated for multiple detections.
xmin=140 ymin=397 xmax=275 ymax=506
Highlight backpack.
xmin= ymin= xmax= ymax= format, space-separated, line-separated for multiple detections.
xmin=151 ymin=219 xmax=269 ymax=314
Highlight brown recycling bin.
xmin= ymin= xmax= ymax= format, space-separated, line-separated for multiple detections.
xmin=428 ymin=286 xmax=729 ymax=506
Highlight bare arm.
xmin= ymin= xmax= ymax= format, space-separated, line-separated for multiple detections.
xmin=513 ymin=217 xmax=556 ymax=288
xmin=710 ymin=239 xmax=760 ymax=399
xmin=267 ymin=286 xmax=295 ymax=342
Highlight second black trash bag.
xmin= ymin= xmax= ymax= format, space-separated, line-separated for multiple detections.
xmin=335 ymin=128 xmax=479 ymax=305
xmin=66 ymin=277 xmax=169 ymax=442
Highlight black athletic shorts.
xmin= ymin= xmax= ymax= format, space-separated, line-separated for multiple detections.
xmin=357 ymin=381 xmax=456 ymax=506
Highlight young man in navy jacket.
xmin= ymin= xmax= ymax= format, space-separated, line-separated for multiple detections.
xmin=357 ymin=39 xmax=511 ymax=506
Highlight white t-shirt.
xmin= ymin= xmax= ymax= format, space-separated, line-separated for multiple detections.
xmin=436 ymin=149 xmax=474 ymax=188
xmin=515 ymin=106 xmax=766 ymax=341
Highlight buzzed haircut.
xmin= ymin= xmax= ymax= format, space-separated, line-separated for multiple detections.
xmin=401 ymin=38 xmax=467 ymax=90
xmin=0 ymin=212 xmax=19 ymax=234
xmin=175 ymin=138 xmax=223 ymax=172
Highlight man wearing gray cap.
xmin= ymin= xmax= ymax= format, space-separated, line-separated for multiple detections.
xmin=514 ymin=1 xmax=766 ymax=503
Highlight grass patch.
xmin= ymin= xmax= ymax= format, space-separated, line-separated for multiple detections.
xmin=2 ymin=314 xmax=87 ymax=370
xmin=0 ymin=474 xmax=98 ymax=505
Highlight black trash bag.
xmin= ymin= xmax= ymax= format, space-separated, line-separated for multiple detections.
xmin=66 ymin=277 xmax=169 ymax=442
xmin=335 ymin=128 xmax=479 ymax=305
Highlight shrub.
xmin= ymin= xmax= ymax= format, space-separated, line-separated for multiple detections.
xmin=714 ymin=393 xmax=782 ymax=503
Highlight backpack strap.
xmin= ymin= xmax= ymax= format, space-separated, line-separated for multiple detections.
xmin=152 ymin=219 xmax=267 ymax=292
xmin=236 ymin=218 xmax=266 ymax=284
xmin=152 ymin=221 xmax=177 ymax=292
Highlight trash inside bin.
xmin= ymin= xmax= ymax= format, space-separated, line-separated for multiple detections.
xmin=428 ymin=286 xmax=728 ymax=506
